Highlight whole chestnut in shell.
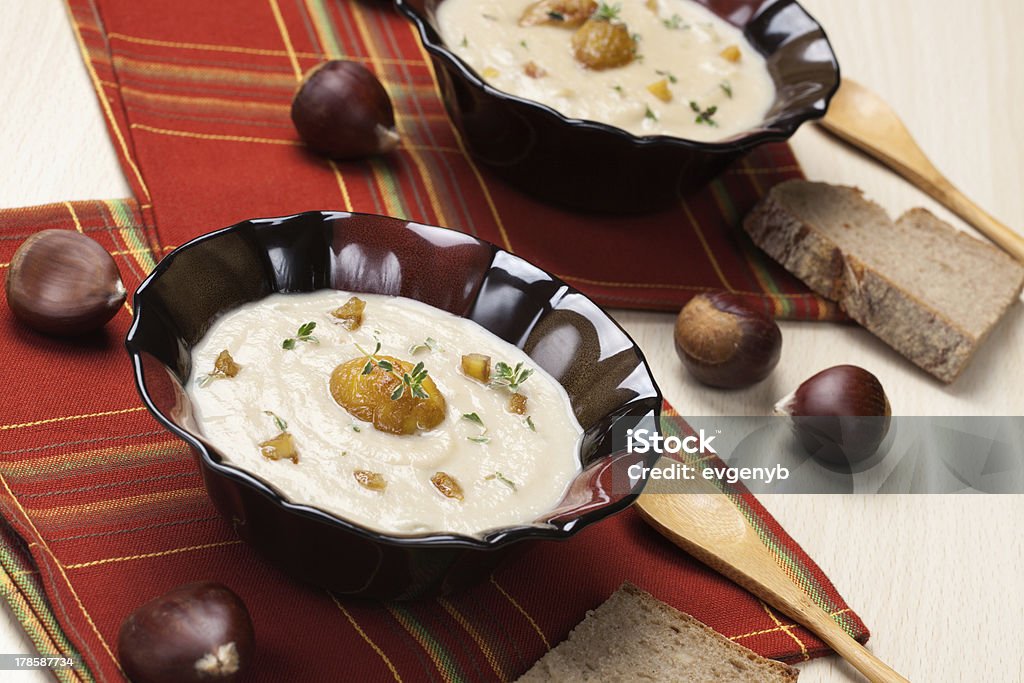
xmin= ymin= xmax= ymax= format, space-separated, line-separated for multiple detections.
xmin=5 ymin=229 xmax=125 ymax=335
xmin=291 ymin=60 xmax=400 ymax=159
xmin=117 ymin=581 xmax=255 ymax=683
xmin=775 ymin=365 xmax=891 ymax=466
xmin=674 ymin=292 xmax=782 ymax=388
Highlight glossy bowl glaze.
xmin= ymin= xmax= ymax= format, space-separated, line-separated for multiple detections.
xmin=396 ymin=0 xmax=839 ymax=213
xmin=125 ymin=212 xmax=661 ymax=600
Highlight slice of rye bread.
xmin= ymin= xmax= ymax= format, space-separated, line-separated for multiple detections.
xmin=743 ymin=180 xmax=1024 ymax=383
xmin=516 ymin=583 xmax=799 ymax=682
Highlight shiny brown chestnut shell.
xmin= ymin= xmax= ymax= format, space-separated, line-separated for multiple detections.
xmin=775 ymin=365 xmax=892 ymax=466
xmin=117 ymin=581 xmax=255 ymax=683
xmin=5 ymin=229 xmax=125 ymax=335
xmin=673 ymin=292 xmax=782 ymax=389
xmin=291 ymin=60 xmax=400 ymax=159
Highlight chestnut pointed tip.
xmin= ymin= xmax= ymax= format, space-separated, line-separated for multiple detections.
xmin=772 ymin=389 xmax=796 ymax=417
xmin=375 ymin=124 xmax=401 ymax=154
xmin=118 ymin=581 xmax=254 ymax=683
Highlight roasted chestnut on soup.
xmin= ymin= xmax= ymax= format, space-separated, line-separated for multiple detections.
xmin=330 ymin=354 xmax=446 ymax=435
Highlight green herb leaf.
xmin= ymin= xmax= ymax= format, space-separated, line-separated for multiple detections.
xmin=264 ymin=411 xmax=288 ymax=433
xmin=595 ymin=2 xmax=621 ymax=21
xmin=690 ymin=101 xmax=718 ymax=126
xmin=357 ymin=343 xmax=431 ymax=400
xmin=547 ymin=10 xmax=565 ymax=21
xmin=409 ymin=337 xmax=438 ymax=354
xmin=662 ymin=14 xmax=686 ymax=30
xmin=462 ymin=412 xmax=485 ymax=427
xmin=644 ymin=105 xmax=658 ymax=121
xmin=720 ymin=80 xmax=733 ymax=98
xmin=490 ymin=361 xmax=534 ymax=392
xmin=655 ymin=69 xmax=677 ymax=84
xmin=352 ymin=423 xmax=362 ymax=433
xmin=460 ymin=35 xmax=468 ymax=48
xmin=467 ymin=435 xmax=491 ymax=444
xmin=526 ymin=415 xmax=536 ymax=431
xmin=283 ymin=321 xmax=319 ymax=349
xmin=485 ymin=472 xmax=518 ymax=491
xmin=519 ymin=39 xmax=528 ymax=49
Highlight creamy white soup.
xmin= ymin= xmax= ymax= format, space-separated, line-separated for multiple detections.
xmin=187 ymin=290 xmax=583 ymax=537
xmin=436 ymin=0 xmax=776 ymax=141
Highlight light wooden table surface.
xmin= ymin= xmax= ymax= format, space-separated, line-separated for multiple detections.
xmin=2 ymin=1 xmax=1022 ymax=681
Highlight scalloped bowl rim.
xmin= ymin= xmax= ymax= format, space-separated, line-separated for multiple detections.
xmin=126 ymin=212 xmax=663 ymax=553
xmin=395 ymin=0 xmax=841 ymax=151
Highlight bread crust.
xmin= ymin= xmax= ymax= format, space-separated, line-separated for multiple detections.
xmin=517 ymin=582 xmax=800 ymax=682
xmin=743 ymin=181 xmax=1024 ymax=383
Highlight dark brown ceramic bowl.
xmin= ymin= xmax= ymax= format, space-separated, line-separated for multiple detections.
xmin=395 ymin=0 xmax=839 ymax=213
xmin=125 ymin=211 xmax=661 ymax=600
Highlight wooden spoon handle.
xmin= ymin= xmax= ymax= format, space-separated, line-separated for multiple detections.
xmin=637 ymin=494 xmax=910 ymax=683
xmin=798 ymin=600 xmax=911 ymax=683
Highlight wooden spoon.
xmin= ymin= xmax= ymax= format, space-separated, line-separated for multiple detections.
xmin=819 ymin=78 xmax=1024 ymax=264
xmin=636 ymin=475 xmax=909 ymax=683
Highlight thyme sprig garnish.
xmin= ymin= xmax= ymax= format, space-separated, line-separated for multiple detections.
xmin=655 ymin=69 xmax=678 ymax=84
xmin=490 ymin=361 xmax=534 ymax=392
xmin=282 ymin=321 xmax=318 ymax=350
xmin=264 ymin=411 xmax=288 ymax=433
xmin=462 ymin=412 xmax=490 ymax=443
xmin=485 ymin=472 xmax=518 ymax=491
xmin=690 ymin=101 xmax=719 ymax=126
xmin=662 ymin=14 xmax=687 ymax=30
xmin=462 ymin=412 xmax=485 ymax=428
xmin=720 ymin=80 xmax=733 ymax=98
xmin=410 ymin=337 xmax=439 ymax=354
xmin=356 ymin=341 xmax=431 ymax=400
xmin=594 ymin=2 xmax=621 ymax=21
